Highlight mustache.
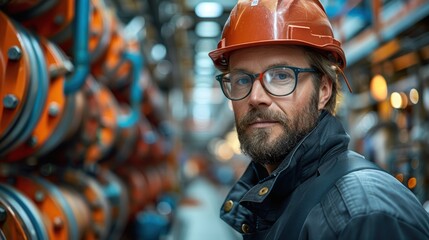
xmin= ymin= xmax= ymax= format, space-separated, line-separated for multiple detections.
xmin=238 ymin=109 xmax=288 ymax=127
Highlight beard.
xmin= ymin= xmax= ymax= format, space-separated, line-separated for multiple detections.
xmin=236 ymin=92 xmax=320 ymax=167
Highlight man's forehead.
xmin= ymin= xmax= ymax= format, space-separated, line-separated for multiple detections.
xmin=229 ymin=45 xmax=308 ymax=69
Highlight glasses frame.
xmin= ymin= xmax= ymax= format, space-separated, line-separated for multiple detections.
xmin=216 ymin=65 xmax=318 ymax=101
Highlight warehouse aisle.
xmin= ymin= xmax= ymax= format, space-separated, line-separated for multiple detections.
xmin=167 ymin=177 xmax=241 ymax=240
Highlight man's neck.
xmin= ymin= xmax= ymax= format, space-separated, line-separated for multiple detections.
xmin=265 ymin=163 xmax=280 ymax=175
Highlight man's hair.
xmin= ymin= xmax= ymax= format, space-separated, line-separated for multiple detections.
xmin=304 ymin=48 xmax=342 ymax=115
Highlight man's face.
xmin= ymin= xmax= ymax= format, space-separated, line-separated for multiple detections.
xmin=229 ymin=46 xmax=322 ymax=170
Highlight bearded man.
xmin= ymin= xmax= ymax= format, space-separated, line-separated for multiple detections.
xmin=208 ymin=0 xmax=429 ymax=239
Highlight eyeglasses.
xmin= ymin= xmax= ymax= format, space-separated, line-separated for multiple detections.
xmin=216 ymin=66 xmax=317 ymax=101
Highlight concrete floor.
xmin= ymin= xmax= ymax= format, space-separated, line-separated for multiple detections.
xmin=167 ymin=177 xmax=241 ymax=240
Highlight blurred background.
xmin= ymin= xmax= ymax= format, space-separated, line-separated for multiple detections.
xmin=0 ymin=0 xmax=429 ymax=239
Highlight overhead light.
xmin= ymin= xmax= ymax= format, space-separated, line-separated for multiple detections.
xmin=195 ymin=39 xmax=217 ymax=53
xmin=151 ymin=43 xmax=167 ymax=61
xmin=370 ymin=74 xmax=388 ymax=101
xmin=124 ymin=16 xmax=146 ymax=40
xmin=195 ymin=21 xmax=220 ymax=37
xmin=195 ymin=53 xmax=213 ymax=68
xmin=390 ymin=92 xmax=408 ymax=109
xmin=195 ymin=2 xmax=223 ymax=18
xmin=176 ymin=15 xmax=194 ymax=30
xmin=409 ymin=88 xmax=419 ymax=104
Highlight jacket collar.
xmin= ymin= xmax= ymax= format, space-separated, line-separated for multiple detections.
xmin=221 ymin=111 xmax=350 ymax=229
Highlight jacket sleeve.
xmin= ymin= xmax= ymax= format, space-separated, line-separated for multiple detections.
xmin=338 ymin=212 xmax=429 ymax=240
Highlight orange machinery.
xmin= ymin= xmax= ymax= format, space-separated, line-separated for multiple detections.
xmin=0 ymin=0 xmax=179 ymax=239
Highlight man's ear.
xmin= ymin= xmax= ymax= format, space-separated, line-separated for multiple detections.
xmin=318 ymin=75 xmax=332 ymax=110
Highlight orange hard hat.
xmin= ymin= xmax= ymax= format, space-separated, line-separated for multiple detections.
xmin=209 ymin=0 xmax=346 ymax=72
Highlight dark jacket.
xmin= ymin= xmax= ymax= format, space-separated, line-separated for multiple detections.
xmin=221 ymin=111 xmax=429 ymax=239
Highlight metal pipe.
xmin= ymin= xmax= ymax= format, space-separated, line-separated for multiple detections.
xmin=118 ymin=51 xmax=144 ymax=128
xmin=64 ymin=0 xmax=90 ymax=94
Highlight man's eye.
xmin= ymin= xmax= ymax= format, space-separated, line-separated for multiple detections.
xmin=273 ymin=71 xmax=293 ymax=80
xmin=232 ymin=76 xmax=251 ymax=86
xmin=237 ymin=77 xmax=251 ymax=85
xmin=276 ymin=73 xmax=290 ymax=80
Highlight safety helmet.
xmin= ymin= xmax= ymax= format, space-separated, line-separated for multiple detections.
xmin=209 ymin=0 xmax=346 ymax=72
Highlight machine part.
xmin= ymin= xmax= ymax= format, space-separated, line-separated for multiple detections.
xmin=141 ymin=81 xmax=173 ymax=152
xmin=140 ymin=166 xmax=164 ymax=204
xmin=2 ymin=94 xmax=19 ymax=109
xmin=43 ymin=167 xmax=113 ymax=240
xmin=91 ymin=9 xmax=128 ymax=86
xmin=157 ymin=163 xmax=178 ymax=193
xmin=116 ymin=116 xmax=139 ymax=162
xmin=4 ymin=39 xmax=67 ymax=161
xmin=126 ymin=116 xmax=162 ymax=165
xmin=62 ymin=168 xmax=112 ymax=240
xmin=35 ymin=91 xmax=85 ymax=158
xmin=9 ymin=175 xmax=79 ymax=240
xmin=0 ymin=16 xmax=48 ymax=157
xmin=87 ymin=0 xmax=113 ymax=63
xmin=0 ymin=12 xmax=30 ymax=150
xmin=18 ymin=0 xmax=74 ymax=39
xmin=96 ymin=168 xmax=130 ymax=240
xmin=85 ymin=80 xmax=119 ymax=165
xmin=117 ymin=49 xmax=143 ymax=129
xmin=2 ymin=0 xmax=58 ymax=20
xmin=7 ymin=45 xmax=22 ymax=60
xmin=103 ymin=105 xmax=139 ymax=166
xmin=134 ymin=210 xmax=169 ymax=240
xmin=57 ymin=184 xmax=91 ymax=239
xmin=43 ymin=77 xmax=100 ymax=165
xmin=115 ymin=166 xmax=150 ymax=218
xmin=50 ymin=77 xmax=119 ymax=166
xmin=51 ymin=0 xmax=112 ymax=63
xmin=64 ymin=0 xmax=90 ymax=94
xmin=0 ymin=183 xmax=49 ymax=240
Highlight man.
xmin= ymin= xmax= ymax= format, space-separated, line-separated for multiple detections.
xmin=208 ymin=0 xmax=429 ymax=239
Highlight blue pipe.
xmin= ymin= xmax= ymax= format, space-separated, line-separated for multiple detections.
xmin=64 ymin=0 xmax=90 ymax=94
xmin=118 ymin=51 xmax=144 ymax=128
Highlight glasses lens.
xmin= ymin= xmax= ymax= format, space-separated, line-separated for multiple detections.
xmin=263 ymin=67 xmax=296 ymax=96
xmin=221 ymin=72 xmax=252 ymax=99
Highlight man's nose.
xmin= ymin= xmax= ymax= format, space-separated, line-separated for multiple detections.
xmin=247 ymin=80 xmax=272 ymax=107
